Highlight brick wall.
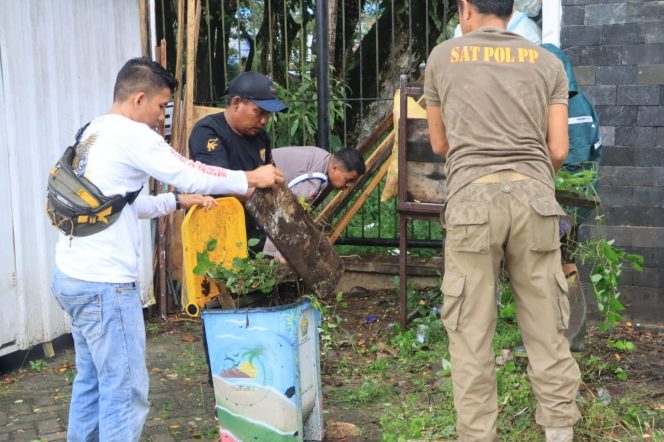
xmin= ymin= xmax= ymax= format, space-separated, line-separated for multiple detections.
xmin=561 ymin=0 xmax=663 ymax=321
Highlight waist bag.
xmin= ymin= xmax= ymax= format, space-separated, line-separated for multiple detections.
xmin=46 ymin=124 xmax=142 ymax=237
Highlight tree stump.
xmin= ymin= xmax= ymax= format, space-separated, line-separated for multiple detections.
xmin=245 ymin=185 xmax=344 ymax=299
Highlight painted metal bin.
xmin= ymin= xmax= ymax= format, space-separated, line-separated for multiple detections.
xmin=201 ymin=300 xmax=324 ymax=442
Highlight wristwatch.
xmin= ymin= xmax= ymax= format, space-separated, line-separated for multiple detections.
xmin=173 ymin=190 xmax=181 ymax=210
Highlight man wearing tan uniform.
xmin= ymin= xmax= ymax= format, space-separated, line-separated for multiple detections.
xmin=424 ymin=1 xmax=581 ymax=441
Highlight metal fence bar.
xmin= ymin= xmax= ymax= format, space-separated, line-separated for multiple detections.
xmin=154 ymin=0 xmax=452 ymax=249
xmin=316 ymin=0 xmax=330 ymax=150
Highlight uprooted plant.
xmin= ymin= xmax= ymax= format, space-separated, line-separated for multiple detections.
xmin=193 ymin=238 xmax=279 ymax=296
xmin=555 ymin=166 xmax=644 ymax=331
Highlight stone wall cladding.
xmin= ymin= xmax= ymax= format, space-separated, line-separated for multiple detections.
xmin=562 ymin=0 xmax=663 ymax=321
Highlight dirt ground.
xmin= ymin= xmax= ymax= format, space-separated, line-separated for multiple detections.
xmin=1 ymin=286 xmax=661 ymax=442
xmin=321 ymin=286 xmax=664 ymax=441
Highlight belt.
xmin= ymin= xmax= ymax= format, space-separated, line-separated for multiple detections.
xmin=472 ymin=171 xmax=532 ymax=184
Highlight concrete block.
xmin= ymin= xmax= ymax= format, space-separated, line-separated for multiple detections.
xmin=602 ymin=22 xmax=645 ymax=45
xmin=634 ymin=186 xmax=664 ymax=207
xmin=562 ymin=25 xmax=602 ymax=47
xmin=657 ymin=127 xmax=664 ymax=146
xmin=635 ymin=147 xmax=664 ymax=167
xmin=599 ymin=125 xmax=615 ymax=146
xmin=622 ymin=44 xmax=664 ymax=65
xmin=626 ymin=1 xmax=664 ymax=23
xmin=637 ymin=106 xmax=664 ymax=126
xmin=617 ymin=85 xmax=661 ymax=105
xmin=37 ymin=418 xmax=64 ymax=435
xmin=588 ymin=225 xmax=664 ymax=247
xmin=585 ymin=3 xmax=626 ymax=25
xmin=636 ymin=64 xmax=664 ymax=85
xmin=614 ymin=127 xmax=635 ymax=147
xmin=620 ymin=285 xmax=664 ymax=322
xmin=563 ymin=46 xmax=581 ymax=65
xmin=600 ymin=145 xmax=633 ymax=165
xmin=580 ymin=85 xmax=616 ymax=105
xmin=602 ymin=206 xmax=664 ymax=227
xmin=564 ymin=0 xmax=649 ymax=4
xmin=646 ymin=22 xmax=664 ymax=44
xmin=632 ymin=267 xmax=664 ymax=288
xmin=600 ymin=166 xmax=656 ymax=186
xmin=596 ymin=65 xmax=636 ymax=85
xmin=563 ymin=6 xmax=585 ymax=25
xmin=596 ymin=105 xmax=638 ymax=126
xmin=614 ymin=126 xmax=657 ymax=147
xmin=581 ymin=45 xmax=623 ymax=66
xmin=628 ymin=246 xmax=664 ymax=267
xmin=572 ymin=65 xmax=596 ymax=86
xmin=597 ymin=185 xmax=634 ymax=206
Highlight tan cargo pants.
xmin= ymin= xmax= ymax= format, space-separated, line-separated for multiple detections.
xmin=441 ymin=171 xmax=581 ymax=441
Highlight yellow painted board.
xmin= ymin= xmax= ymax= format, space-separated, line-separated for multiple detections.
xmin=181 ymin=197 xmax=247 ymax=316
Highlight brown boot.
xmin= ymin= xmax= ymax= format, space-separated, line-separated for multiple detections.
xmin=545 ymin=426 xmax=574 ymax=442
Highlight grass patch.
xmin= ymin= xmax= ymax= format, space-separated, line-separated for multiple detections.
xmin=325 ymin=314 xmax=664 ymax=441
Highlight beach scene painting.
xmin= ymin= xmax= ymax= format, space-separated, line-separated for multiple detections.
xmin=202 ymin=300 xmax=323 ymax=442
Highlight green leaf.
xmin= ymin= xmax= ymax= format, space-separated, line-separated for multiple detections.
xmin=206 ymin=239 xmax=217 ymax=252
xmin=247 ymin=238 xmax=260 ymax=247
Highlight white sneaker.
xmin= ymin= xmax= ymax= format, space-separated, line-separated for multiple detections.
xmin=545 ymin=426 xmax=573 ymax=442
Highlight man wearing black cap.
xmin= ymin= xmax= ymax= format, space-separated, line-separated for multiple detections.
xmin=189 ymin=71 xmax=288 ymax=250
xmin=189 ymin=71 xmax=288 ymax=170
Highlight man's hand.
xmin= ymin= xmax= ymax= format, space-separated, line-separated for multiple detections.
xmin=245 ymin=165 xmax=284 ymax=188
xmin=426 ymin=105 xmax=450 ymax=157
xmin=177 ymin=194 xmax=218 ymax=211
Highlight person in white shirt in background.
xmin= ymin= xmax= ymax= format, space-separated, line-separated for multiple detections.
xmin=51 ymin=57 xmax=283 ymax=442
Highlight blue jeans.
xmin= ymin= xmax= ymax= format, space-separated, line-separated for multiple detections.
xmin=51 ymin=267 xmax=149 ymax=442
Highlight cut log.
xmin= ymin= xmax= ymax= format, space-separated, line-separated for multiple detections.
xmin=245 ymin=185 xmax=344 ymax=299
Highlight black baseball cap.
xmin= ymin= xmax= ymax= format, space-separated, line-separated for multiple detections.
xmin=227 ymin=71 xmax=288 ymax=113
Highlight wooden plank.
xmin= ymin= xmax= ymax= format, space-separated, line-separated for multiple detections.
xmin=406 ymin=119 xmax=441 ymax=163
xmin=330 ymin=156 xmax=391 ymax=242
xmin=406 ymin=162 xmax=447 ymax=204
xmin=193 ymin=105 xmax=223 ymax=122
xmin=555 ymin=190 xmax=600 ymax=208
xmin=312 ymin=113 xmax=393 ymax=211
xmin=315 ymin=131 xmax=394 ymax=225
xmin=245 ymin=185 xmax=344 ymax=300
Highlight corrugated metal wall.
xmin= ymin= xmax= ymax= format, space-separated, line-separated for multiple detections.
xmin=0 ymin=0 xmax=152 ymax=357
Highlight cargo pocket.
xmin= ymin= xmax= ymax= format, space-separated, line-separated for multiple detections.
xmin=554 ymin=271 xmax=571 ymax=331
xmin=440 ymin=271 xmax=465 ymax=331
xmin=529 ymin=198 xmax=566 ymax=252
xmin=445 ymin=203 xmax=490 ymax=253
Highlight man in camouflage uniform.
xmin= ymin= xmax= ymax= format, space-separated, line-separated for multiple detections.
xmin=424 ymin=1 xmax=581 ymax=441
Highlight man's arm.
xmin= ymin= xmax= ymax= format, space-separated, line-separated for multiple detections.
xmin=547 ymin=103 xmax=569 ymax=171
xmin=426 ymin=106 xmax=450 ymax=157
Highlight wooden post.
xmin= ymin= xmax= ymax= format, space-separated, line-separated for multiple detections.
xmin=171 ymin=0 xmax=185 ymax=154
xmin=139 ymin=0 xmax=150 ymax=57
xmin=183 ymin=0 xmax=201 ymax=157
xmin=42 ymin=342 xmax=55 ymax=359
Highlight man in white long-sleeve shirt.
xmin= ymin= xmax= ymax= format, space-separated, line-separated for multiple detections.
xmin=50 ymin=57 xmax=283 ymax=442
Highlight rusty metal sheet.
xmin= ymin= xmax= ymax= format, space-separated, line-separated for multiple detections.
xmin=245 ymin=185 xmax=344 ymax=299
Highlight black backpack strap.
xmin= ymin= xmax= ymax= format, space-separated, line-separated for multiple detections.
xmin=74 ymin=122 xmax=91 ymax=144
xmin=125 ymin=185 xmax=143 ymax=205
